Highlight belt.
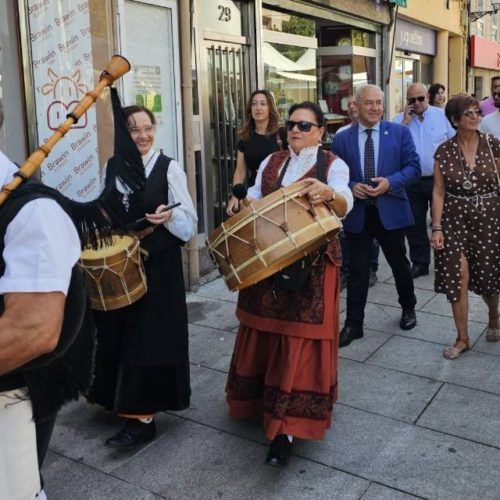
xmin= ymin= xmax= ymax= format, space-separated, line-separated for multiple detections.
xmin=446 ymin=190 xmax=498 ymax=212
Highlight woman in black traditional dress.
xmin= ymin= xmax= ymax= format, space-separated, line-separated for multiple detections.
xmin=88 ymin=105 xmax=197 ymax=447
xmin=227 ymin=89 xmax=286 ymax=215
xmin=431 ymin=95 xmax=500 ymax=359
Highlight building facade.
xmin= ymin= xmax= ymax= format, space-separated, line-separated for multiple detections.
xmin=468 ymin=0 xmax=500 ymax=99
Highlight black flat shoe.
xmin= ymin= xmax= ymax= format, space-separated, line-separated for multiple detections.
xmin=105 ymin=419 xmax=156 ymax=449
xmin=410 ymin=263 xmax=429 ymax=279
xmin=265 ymin=435 xmax=293 ymax=467
xmin=400 ymin=309 xmax=417 ymax=330
xmin=339 ymin=325 xmax=364 ymax=347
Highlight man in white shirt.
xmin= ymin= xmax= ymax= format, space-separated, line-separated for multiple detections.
xmin=0 ymin=99 xmax=89 ymax=500
xmin=393 ymin=83 xmax=455 ymax=279
xmin=479 ymin=88 xmax=500 ymax=138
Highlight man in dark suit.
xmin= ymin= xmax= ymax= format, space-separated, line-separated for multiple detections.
xmin=332 ymin=84 xmax=421 ymax=347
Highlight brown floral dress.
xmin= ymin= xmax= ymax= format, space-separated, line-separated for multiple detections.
xmin=434 ymin=132 xmax=500 ymax=302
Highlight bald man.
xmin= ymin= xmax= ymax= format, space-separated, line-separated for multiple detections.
xmin=393 ymin=83 xmax=455 ymax=279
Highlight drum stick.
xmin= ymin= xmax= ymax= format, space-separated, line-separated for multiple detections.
xmin=130 ymin=201 xmax=181 ymax=226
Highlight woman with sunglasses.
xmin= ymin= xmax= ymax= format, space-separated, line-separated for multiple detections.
xmin=227 ymin=90 xmax=287 ymax=216
xmin=431 ymin=95 xmax=500 ymax=359
xmin=88 ymin=105 xmax=198 ymax=447
xmin=226 ymin=101 xmax=353 ymax=466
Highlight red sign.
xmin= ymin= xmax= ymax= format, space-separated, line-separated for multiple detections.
xmin=470 ymin=35 xmax=500 ymax=70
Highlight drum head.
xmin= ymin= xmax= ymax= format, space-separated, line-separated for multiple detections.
xmin=81 ymin=235 xmax=135 ymax=259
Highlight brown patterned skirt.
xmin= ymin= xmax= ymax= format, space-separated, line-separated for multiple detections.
xmin=226 ymin=264 xmax=340 ymax=441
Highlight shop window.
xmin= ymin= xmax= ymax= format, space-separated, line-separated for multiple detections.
xmin=25 ymin=0 xmax=116 ymax=201
xmin=391 ymin=57 xmax=419 ymax=117
xmin=262 ymin=9 xmax=317 ymax=121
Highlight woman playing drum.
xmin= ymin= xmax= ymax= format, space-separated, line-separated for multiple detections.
xmin=88 ymin=105 xmax=197 ymax=448
xmin=226 ymin=101 xmax=353 ymax=466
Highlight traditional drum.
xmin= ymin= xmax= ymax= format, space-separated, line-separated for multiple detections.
xmin=207 ymin=180 xmax=342 ymax=291
xmin=79 ymin=235 xmax=147 ymax=311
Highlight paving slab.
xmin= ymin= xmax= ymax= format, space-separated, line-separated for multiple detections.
xmin=338 ymin=358 xmax=442 ymax=423
xmin=49 ymin=401 xmax=181 ymax=474
xmin=192 ymin=277 xmax=237 ymax=303
xmin=112 ymin=418 xmax=369 ymax=500
xmin=361 ymin=483 xmax=421 ymax=500
xmin=189 ymin=323 xmax=235 ymax=372
xmin=365 ymin=282 xmax=436 ymax=311
xmin=420 ymin=292 xmax=490 ymax=323
xmin=367 ymin=336 xmax=500 ymax=395
xmin=387 ymin=271 xmax=436 ymax=292
xmin=472 ymin=329 xmax=500 ymax=357
xmin=417 ymin=383 xmax=500 ymax=448
xmin=186 ymin=296 xmax=239 ymax=331
xmin=340 ymin=303 xmax=485 ymax=346
xmin=339 ymin=329 xmax=392 ymax=363
xmin=298 ymin=404 xmax=500 ymax=499
xmin=43 ymin=451 xmax=161 ymax=500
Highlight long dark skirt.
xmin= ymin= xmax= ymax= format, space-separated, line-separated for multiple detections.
xmin=87 ymin=245 xmax=190 ymax=414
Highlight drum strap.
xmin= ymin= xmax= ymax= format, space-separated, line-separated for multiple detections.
xmin=274 ymin=148 xmax=327 ymax=190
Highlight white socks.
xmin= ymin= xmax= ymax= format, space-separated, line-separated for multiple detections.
xmin=139 ymin=417 xmax=153 ymax=424
xmin=287 ymin=434 xmax=293 ymax=443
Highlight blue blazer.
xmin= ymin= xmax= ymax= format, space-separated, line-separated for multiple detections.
xmin=331 ymin=120 xmax=421 ymax=233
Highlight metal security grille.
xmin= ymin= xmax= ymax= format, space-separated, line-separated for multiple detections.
xmin=207 ymin=44 xmax=248 ymax=228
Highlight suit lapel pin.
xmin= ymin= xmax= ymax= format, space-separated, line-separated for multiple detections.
xmin=384 ymin=130 xmax=389 ymax=135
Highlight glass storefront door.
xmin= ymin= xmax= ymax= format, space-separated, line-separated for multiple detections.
xmin=390 ymin=56 xmax=419 ymax=117
xmin=203 ymin=42 xmax=249 ymax=230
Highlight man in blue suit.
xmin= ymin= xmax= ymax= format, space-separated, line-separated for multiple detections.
xmin=332 ymin=84 xmax=421 ymax=347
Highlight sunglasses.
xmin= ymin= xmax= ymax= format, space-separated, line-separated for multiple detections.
xmin=285 ymin=120 xmax=319 ymax=132
xmin=407 ymin=96 xmax=426 ymax=105
xmin=462 ymin=109 xmax=482 ymax=118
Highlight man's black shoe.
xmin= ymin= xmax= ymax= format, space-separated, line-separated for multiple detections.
xmin=265 ymin=435 xmax=293 ymax=467
xmin=105 ymin=419 xmax=156 ymax=449
xmin=400 ymin=309 xmax=417 ymax=330
xmin=410 ymin=263 xmax=429 ymax=279
xmin=339 ymin=325 xmax=364 ymax=347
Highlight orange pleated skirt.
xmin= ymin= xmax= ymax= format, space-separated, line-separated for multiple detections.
xmin=226 ymin=266 xmax=340 ymax=441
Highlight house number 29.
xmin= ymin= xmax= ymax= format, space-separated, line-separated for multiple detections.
xmin=218 ymin=5 xmax=231 ymax=22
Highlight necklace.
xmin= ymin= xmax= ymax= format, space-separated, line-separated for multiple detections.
xmin=456 ymin=141 xmax=476 ymax=190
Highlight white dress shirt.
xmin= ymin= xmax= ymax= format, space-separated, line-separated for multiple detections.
xmin=393 ymin=105 xmax=455 ymax=176
xmin=0 ymin=151 xmax=80 ymax=295
xmin=479 ymin=110 xmax=500 ymax=138
xmin=248 ymin=145 xmax=353 ymax=215
xmin=103 ymin=149 xmax=198 ymax=243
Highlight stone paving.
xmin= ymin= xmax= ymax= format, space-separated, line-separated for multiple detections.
xmin=42 ymin=257 xmax=500 ymax=500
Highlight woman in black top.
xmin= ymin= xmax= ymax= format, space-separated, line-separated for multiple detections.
xmin=227 ymin=90 xmax=286 ymax=215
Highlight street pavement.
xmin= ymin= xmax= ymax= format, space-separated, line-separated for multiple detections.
xmin=42 ymin=255 xmax=500 ymax=500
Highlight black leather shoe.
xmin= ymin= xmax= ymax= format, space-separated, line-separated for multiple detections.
xmin=339 ymin=325 xmax=364 ymax=347
xmin=411 ymin=263 xmax=429 ymax=279
xmin=400 ymin=309 xmax=417 ymax=330
xmin=105 ymin=419 xmax=156 ymax=449
xmin=265 ymin=435 xmax=293 ymax=467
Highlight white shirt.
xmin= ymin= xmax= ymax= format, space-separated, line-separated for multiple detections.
xmin=479 ymin=110 xmax=500 ymax=138
xmin=0 ymin=151 xmax=80 ymax=295
xmin=248 ymin=145 xmax=354 ymax=215
xmin=393 ymin=105 xmax=455 ymax=176
xmin=103 ymin=149 xmax=198 ymax=243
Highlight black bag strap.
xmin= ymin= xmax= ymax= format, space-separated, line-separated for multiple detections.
xmin=275 ymin=156 xmax=292 ymax=190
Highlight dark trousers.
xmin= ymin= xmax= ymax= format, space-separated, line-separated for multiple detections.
xmin=36 ymin=410 xmax=58 ymax=488
xmin=406 ymin=176 xmax=433 ymax=266
xmin=340 ymin=231 xmax=380 ymax=275
xmin=345 ymin=205 xmax=417 ymax=328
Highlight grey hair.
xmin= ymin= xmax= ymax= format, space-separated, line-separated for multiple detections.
xmin=406 ymin=82 xmax=427 ymax=96
xmin=355 ymin=84 xmax=384 ymax=102
xmin=0 ymin=99 xmax=3 ymax=129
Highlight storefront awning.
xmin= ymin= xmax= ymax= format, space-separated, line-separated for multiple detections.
xmin=275 ymin=71 xmax=316 ymax=82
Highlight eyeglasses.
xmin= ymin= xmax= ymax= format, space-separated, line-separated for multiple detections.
xmin=128 ymin=125 xmax=155 ymax=135
xmin=285 ymin=120 xmax=319 ymax=132
xmin=407 ymin=96 xmax=426 ymax=105
xmin=461 ymin=109 xmax=482 ymax=118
